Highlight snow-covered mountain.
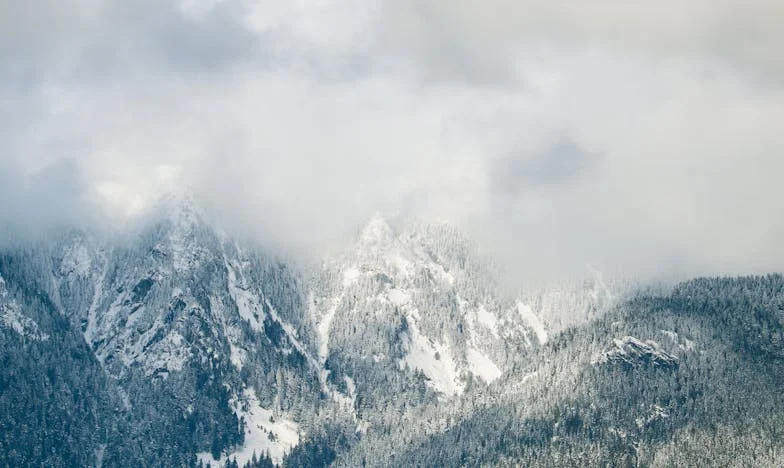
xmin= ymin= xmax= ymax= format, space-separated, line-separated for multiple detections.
xmin=0 ymin=195 xmax=324 ymax=466
xmin=311 ymin=214 xmax=544 ymax=397
xmin=61 ymin=196 xmax=315 ymax=382
xmin=5 ymin=195 xmax=687 ymax=467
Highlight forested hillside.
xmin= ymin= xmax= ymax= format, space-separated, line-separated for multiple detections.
xmin=358 ymin=275 xmax=784 ymax=467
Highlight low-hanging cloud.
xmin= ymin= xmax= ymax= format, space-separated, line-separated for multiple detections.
xmin=1 ymin=0 xmax=783 ymax=283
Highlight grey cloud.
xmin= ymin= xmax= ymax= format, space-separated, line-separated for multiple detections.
xmin=1 ymin=0 xmax=266 ymax=91
xmin=491 ymin=139 xmax=601 ymax=197
xmin=378 ymin=0 xmax=784 ymax=84
xmin=376 ymin=1 xmax=519 ymax=87
xmin=1 ymin=0 xmax=381 ymax=102
xmin=1 ymin=0 xmax=783 ymax=285
xmin=103 ymin=0 xmax=262 ymax=75
xmin=0 ymin=159 xmax=96 ymax=235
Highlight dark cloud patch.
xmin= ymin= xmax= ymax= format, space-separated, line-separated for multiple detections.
xmin=490 ymin=138 xmax=601 ymax=197
xmin=0 ymin=159 xmax=96 ymax=234
xmin=105 ymin=0 xmax=263 ymax=75
xmin=1 ymin=0 xmax=264 ymax=88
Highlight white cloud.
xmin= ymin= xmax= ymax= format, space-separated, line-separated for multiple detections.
xmin=1 ymin=0 xmax=783 ymax=282
xmin=377 ymin=1 xmax=784 ymax=82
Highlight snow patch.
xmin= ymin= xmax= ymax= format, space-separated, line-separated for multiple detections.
xmin=466 ymin=347 xmax=502 ymax=383
xmin=197 ymin=388 xmax=300 ymax=466
xmin=517 ymin=302 xmax=548 ymax=344
xmin=229 ymin=345 xmax=248 ymax=370
xmin=387 ymin=288 xmax=411 ymax=306
xmin=342 ymin=266 xmax=360 ymax=286
xmin=475 ymin=305 xmax=499 ymax=337
xmin=401 ymin=316 xmax=464 ymax=396
xmin=225 ymin=323 xmax=248 ymax=370
xmin=225 ymin=257 xmax=264 ymax=332
xmin=316 ymin=303 xmax=335 ymax=363
xmin=344 ymin=375 xmax=356 ymax=397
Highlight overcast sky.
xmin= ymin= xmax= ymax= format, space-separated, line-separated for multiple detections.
xmin=2 ymin=0 xmax=783 ymax=282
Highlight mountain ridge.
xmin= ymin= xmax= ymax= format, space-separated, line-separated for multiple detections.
xmin=4 ymin=197 xmax=776 ymax=467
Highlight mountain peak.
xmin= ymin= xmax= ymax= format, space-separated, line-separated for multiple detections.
xmin=359 ymin=212 xmax=394 ymax=248
xmin=156 ymin=187 xmax=200 ymax=215
xmin=140 ymin=188 xmax=209 ymax=235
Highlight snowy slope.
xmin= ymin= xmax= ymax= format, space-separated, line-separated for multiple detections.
xmin=197 ymin=388 xmax=300 ymax=466
xmin=34 ymin=193 xmax=322 ymax=464
xmin=0 ymin=274 xmax=49 ymax=341
xmin=311 ymin=214 xmax=543 ymax=397
xmin=63 ymin=195 xmax=311 ymax=380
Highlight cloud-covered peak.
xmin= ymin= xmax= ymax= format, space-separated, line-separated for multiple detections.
xmin=359 ymin=213 xmax=394 ymax=248
xmin=2 ymin=0 xmax=783 ymax=284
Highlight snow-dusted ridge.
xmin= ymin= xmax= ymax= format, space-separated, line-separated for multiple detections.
xmin=312 ymin=213 xmax=554 ymax=396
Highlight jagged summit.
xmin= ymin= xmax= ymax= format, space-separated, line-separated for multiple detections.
xmin=145 ymin=188 xmax=207 ymax=226
xmin=312 ymin=214 xmax=546 ymax=397
xmin=359 ymin=212 xmax=394 ymax=246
